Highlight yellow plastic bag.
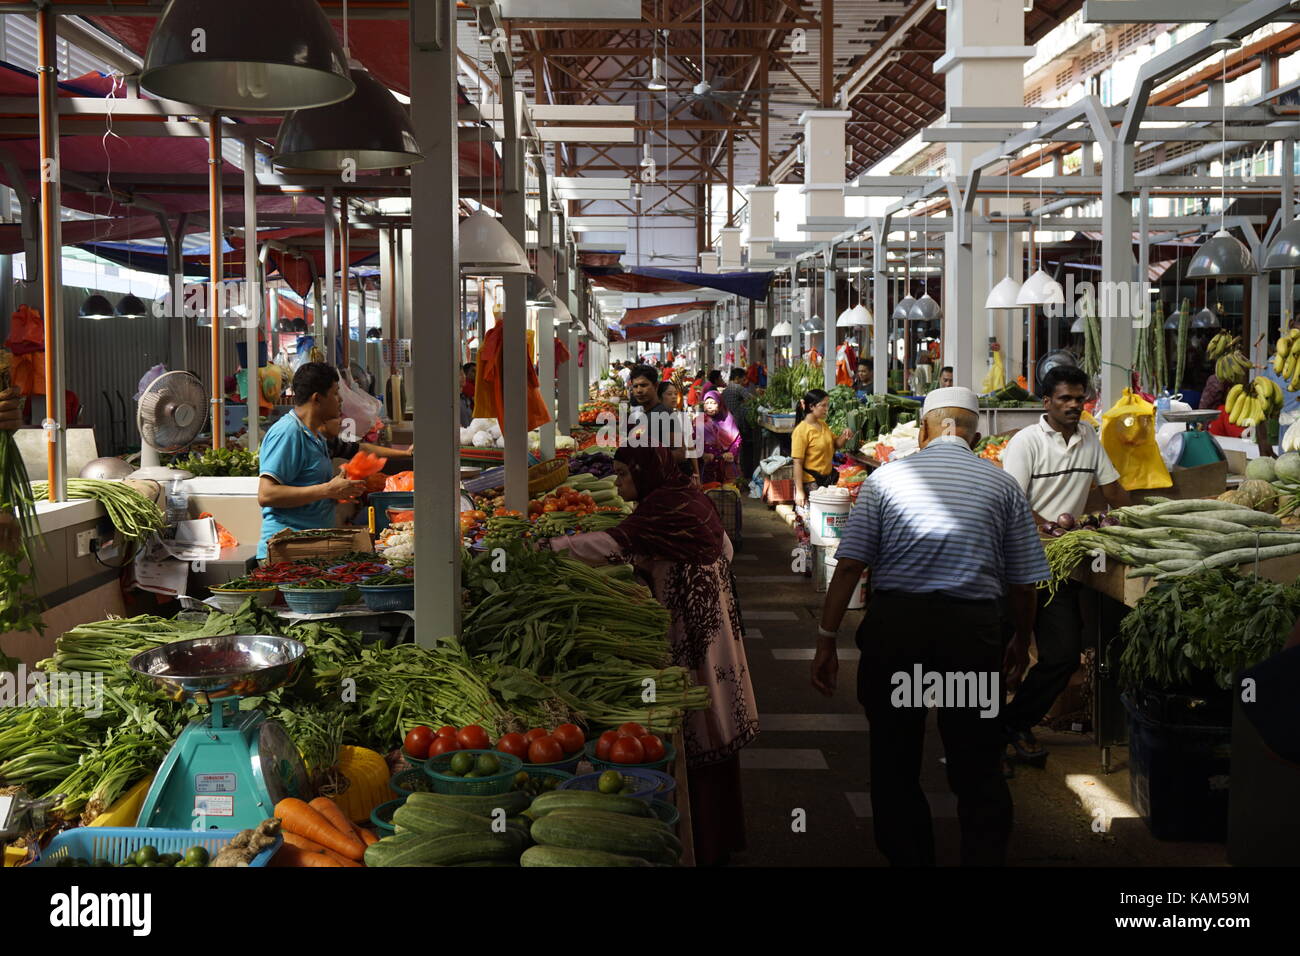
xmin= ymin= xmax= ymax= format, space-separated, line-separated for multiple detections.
xmin=980 ymin=344 xmax=1006 ymax=394
xmin=1100 ymin=388 xmax=1172 ymax=490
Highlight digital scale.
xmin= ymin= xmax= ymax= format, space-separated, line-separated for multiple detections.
xmin=1163 ymin=409 xmax=1226 ymax=468
xmin=128 ymin=634 xmax=312 ymax=830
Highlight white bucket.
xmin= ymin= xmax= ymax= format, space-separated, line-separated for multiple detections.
xmin=823 ymin=552 xmax=869 ymax=609
xmin=808 ymin=486 xmax=853 ymax=547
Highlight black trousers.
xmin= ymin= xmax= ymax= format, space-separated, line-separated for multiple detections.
xmin=857 ymin=591 xmax=1013 ymax=866
xmin=1001 ymin=581 xmax=1084 ymax=734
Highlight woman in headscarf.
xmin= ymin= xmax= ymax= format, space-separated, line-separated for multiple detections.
xmin=700 ymin=389 xmax=742 ymax=486
xmin=545 ymin=446 xmax=758 ymax=866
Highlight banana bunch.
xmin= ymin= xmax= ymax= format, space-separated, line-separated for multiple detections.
xmin=1214 ymin=348 xmax=1252 ymax=387
xmin=1207 ymin=331 xmax=1241 ymax=361
xmin=1227 ymin=377 xmax=1284 ymax=427
xmin=1272 ymin=327 xmax=1300 ymax=391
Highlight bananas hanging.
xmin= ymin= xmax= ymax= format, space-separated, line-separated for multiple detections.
xmin=1270 ymin=327 xmax=1300 ymax=392
xmin=1214 ymin=349 xmax=1252 ymax=387
xmin=1226 ymin=376 xmax=1284 ymax=428
xmin=1207 ymin=331 xmax=1241 ymax=361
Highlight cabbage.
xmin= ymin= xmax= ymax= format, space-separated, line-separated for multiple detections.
xmin=1277 ymin=451 xmax=1300 ymax=483
xmin=1245 ymin=456 xmax=1277 ymax=481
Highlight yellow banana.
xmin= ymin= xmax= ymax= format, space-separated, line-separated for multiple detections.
xmin=1286 ymin=353 xmax=1298 ymax=380
xmin=1291 ymin=328 xmax=1300 ymax=341
xmin=1282 ymin=338 xmax=1293 ymax=359
xmin=1276 ymin=352 xmax=1287 ymax=375
xmin=1227 ymin=386 xmax=1244 ymax=422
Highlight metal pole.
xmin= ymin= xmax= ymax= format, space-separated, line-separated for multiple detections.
xmin=502 ymin=85 xmax=530 ymax=514
xmin=873 ymin=228 xmax=887 ymax=395
xmin=1283 ymin=139 xmax=1295 ymax=328
xmin=323 ymin=187 xmax=336 ymax=366
xmin=410 ymin=0 xmax=461 ymax=644
xmin=36 ymin=6 xmax=64 ymax=498
xmin=242 ymin=137 xmax=260 ymax=453
xmin=208 ymin=114 xmax=224 ymax=450
xmin=341 ymin=198 xmax=350 ymax=370
xmin=824 ymin=260 xmax=836 ymax=391
xmin=1100 ymin=135 xmax=1136 ymax=407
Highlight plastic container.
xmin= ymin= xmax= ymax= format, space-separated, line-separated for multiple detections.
xmin=517 ymin=748 xmax=584 ymax=774
xmin=389 ymin=768 xmax=435 ymax=798
xmin=807 ymin=486 xmax=853 ymax=546
xmin=358 ymin=583 xmax=415 ymax=612
xmin=165 ymin=478 xmax=189 ymax=525
xmin=279 ymin=585 xmax=350 ymax=614
xmin=559 ymin=769 xmax=662 ymax=802
xmin=583 ymin=738 xmax=675 ymax=773
xmin=370 ymin=798 xmax=403 ymax=836
xmin=29 ymin=827 xmax=281 ymax=868
xmin=423 ymin=749 xmax=522 ymax=796
xmin=821 ymin=552 xmax=868 ymax=609
xmin=369 ymin=491 xmax=414 ymax=532
xmin=1123 ymin=692 xmax=1231 ymax=842
xmin=207 ymin=587 xmax=278 ymax=613
xmin=513 ymin=767 xmax=573 ymax=794
xmin=650 ymin=800 xmax=680 ymax=826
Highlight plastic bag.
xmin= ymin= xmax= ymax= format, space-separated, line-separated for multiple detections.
xmin=385 ymin=470 xmax=414 ymax=492
xmin=1100 ymin=388 xmax=1172 ymax=490
xmin=135 ymin=363 xmax=168 ymax=401
xmin=344 ymin=451 xmax=386 ymax=480
xmin=196 ymin=512 xmax=238 ymax=550
xmin=339 ymin=372 xmax=384 ymax=439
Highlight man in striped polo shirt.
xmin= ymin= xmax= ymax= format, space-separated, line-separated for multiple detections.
xmin=811 ymin=387 xmax=1049 ymax=866
xmin=998 ymin=364 xmax=1129 ymax=765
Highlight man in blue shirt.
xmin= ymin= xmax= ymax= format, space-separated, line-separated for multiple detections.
xmin=257 ymin=362 xmax=365 ymax=559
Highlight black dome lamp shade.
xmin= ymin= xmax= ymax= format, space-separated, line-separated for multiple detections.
xmin=140 ymin=0 xmax=354 ymax=112
xmin=273 ymin=68 xmax=423 ymax=170
xmin=79 ymin=293 xmax=116 ymax=320
xmin=117 ymin=293 xmax=149 ymax=319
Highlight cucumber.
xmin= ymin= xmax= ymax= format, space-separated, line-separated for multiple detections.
xmin=365 ymin=830 xmax=525 ymax=867
xmin=521 ymin=845 xmax=654 ymax=867
xmin=528 ymin=790 xmax=655 ymax=819
xmin=531 ymin=813 xmax=679 ymax=865
xmin=394 ymin=801 xmax=504 ymax=836
xmin=404 ymin=790 xmax=531 ymax=818
xmin=542 ymin=808 xmax=682 ymax=855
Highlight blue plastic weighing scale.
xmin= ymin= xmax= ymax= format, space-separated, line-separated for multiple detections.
xmin=1164 ymin=409 xmax=1226 ymax=468
xmin=128 ymin=634 xmax=311 ymax=831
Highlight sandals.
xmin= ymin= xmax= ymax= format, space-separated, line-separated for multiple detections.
xmin=1006 ymin=728 xmax=1049 ymax=765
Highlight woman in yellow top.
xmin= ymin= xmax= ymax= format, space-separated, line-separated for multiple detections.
xmin=791 ymin=388 xmax=853 ymax=508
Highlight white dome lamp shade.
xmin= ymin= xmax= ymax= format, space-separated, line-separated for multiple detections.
xmin=907 ymin=294 xmax=942 ymax=322
xmin=836 ymin=306 xmax=855 ymax=327
xmin=140 ymin=0 xmax=354 ymax=112
xmin=734 ymin=329 xmax=748 ymax=342
xmin=460 ymin=211 xmax=531 ymax=275
xmin=891 ymin=294 xmax=916 ymax=322
xmin=1190 ymin=306 xmax=1221 ymax=329
xmin=1016 ymin=269 xmax=1064 ymax=306
xmin=986 ymin=275 xmax=1025 ymax=310
xmin=1186 ymin=229 xmax=1258 ymax=278
xmin=273 ymin=68 xmax=424 ymax=170
xmin=849 ymin=303 xmax=873 ymax=326
xmin=714 ymin=332 xmax=726 ymax=344
xmin=771 ymin=320 xmax=794 ymax=337
xmin=1263 ymin=220 xmax=1300 ymax=271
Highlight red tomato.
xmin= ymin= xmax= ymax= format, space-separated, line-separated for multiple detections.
xmin=428 ymin=736 xmax=460 ymax=756
xmin=495 ymin=732 xmax=529 ymax=759
xmin=595 ymin=730 xmax=619 ymax=761
xmin=435 ymin=726 xmax=458 ymax=739
xmin=403 ymin=725 xmax=434 ymax=760
xmin=551 ymin=723 xmax=585 ymax=755
xmin=527 ymin=736 xmax=565 ymax=764
xmin=524 ymin=728 xmax=549 ymax=744
xmin=638 ymin=734 xmax=666 ymax=763
xmin=457 ymin=725 xmax=490 ymax=751
xmin=617 ymin=722 xmax=647 ymax=739
xmin=609 ymin=736 xmax=645 ymax=765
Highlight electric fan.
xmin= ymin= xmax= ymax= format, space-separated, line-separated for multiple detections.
xmin=129 ymin=370 xmax=208 ymax=481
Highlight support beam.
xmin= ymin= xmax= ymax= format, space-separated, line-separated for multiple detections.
xmin=209 ymin=115 xmax=224 ymax=451
xmin=242 ymin=137 xmax=260 ymax=454
xmin=36 ymin=6 xmax=64 ymax=499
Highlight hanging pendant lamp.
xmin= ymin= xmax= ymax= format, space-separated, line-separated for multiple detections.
xmin=734 ymin=329 xmax=748 ymax=342
xmin=986 ymin=275 xmax=1026 ymax=309
xmin=907 ymin=293 xmax=942 ymax=322
xmin=1264 ymin=220 xmax=1300 ymax=271
xmin=1163 ymin=308 xmax=1183 ymax=330
xmin=117 ymin=293 xmax=148 ymax=319
xmin=1186 ymin=229 xmax=1258 ymax=278
xmin=79 ymin=294 xmax=116 ymax=320
xmin=836 ymin=306 xmax=857 ymax=328
xmin=771 ymin=320 xmax=794 ymax=337
xmin=460 ymin=211 xmax=531 ymax=274
xmin=1016 ymin=268 xmax=1064 ymax=305
xmin=274 ymin=68 xmax=423 ymax=170
xmin=140 ymin=0 xmax=353 ymax=112
xmin=892 ymin=294 xmax=916 ymax=322
xmin=1190 ymin=307 xmax=1222 ymax=329
xmin=849 ymin=303 xmax=873 ymax=325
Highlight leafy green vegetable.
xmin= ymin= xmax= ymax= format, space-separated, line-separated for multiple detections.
xmin=173 ymin=446 xmax=260 ymax=477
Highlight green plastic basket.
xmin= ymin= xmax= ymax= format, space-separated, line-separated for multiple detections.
xmin=582 ymin=738 xmax=675 ymax=772
xmin=511 ymin=766 xmax=573 ymax=796
xmin=423 ymin=749 xmax=522 ymax=795
xmin=370 ymin=798 xmax=403 ymax=836
xmin=650 ymin=800 xmax=680 ymax=827
xmin=389 ymin=767 xmax=435 ymax=797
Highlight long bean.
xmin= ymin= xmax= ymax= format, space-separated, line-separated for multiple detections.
xmin=29 ymin=479 xmax=165 ymax=545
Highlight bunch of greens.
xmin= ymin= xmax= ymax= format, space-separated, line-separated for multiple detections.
xmin=825 ymin=385 xmax=861 ymax=434
xmin=0 ymin=348 xmax=42 ymax=658
xmin=1116 ymin=569 xmax=1300 ymax=691
xmin=29 ymin=479 xmax=164 ymax=547
xmin=761 ymin=361 xmax=822 ymax=413
xmin=173 ymin=446 xmax=260 ymax=477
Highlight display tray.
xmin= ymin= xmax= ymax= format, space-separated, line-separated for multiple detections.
xmin=1072 ymin=550 xmax=1300 ymax=609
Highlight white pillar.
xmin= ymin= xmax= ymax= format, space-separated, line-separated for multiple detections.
xmin=718 ymin=226 xmax=743 ymax=271
xmin=699 ymin=251 xmax=719 ymax=274
xmin=799 ymin=110 xmax=850 ymax=243
xmin=538 ymin=307 xmax=556 ymax=460
xmin=745 ymin=185 xmax=777 ymax=267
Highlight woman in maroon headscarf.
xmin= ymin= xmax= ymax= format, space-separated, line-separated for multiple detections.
xmin=699 ymin=389 xmax=742 ymax=486
xmin=545 ymin=445 xmax=759 ymax=866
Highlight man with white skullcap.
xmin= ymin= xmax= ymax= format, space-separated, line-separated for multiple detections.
xmin=811 ymin=386 xmax=1049 ymax=866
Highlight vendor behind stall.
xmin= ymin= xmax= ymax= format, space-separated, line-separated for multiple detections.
xmin=256 ymin=362 xmax=365 ymax=559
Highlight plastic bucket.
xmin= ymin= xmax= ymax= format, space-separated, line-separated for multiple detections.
xmin=822 ymin=552 xmax=868 ymax=609
xmin=808 ymin=487 xmax=853 ymax=546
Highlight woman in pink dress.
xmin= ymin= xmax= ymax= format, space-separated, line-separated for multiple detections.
xmin=546 ymin=446 xmax=759 ymax=866
xmin=699 ymin=390 xmax=742 ymax=486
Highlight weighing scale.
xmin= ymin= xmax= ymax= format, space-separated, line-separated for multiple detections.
xmin=128 ymin=634 xmax=311 ymax=830
xmin=1163 ymin=409 xmax=1226 ymax=468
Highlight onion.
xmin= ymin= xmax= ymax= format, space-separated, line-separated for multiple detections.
xmin=1100 ymin=516 xmax=1120 ymax=527
xmin=1056 ymin=513 xmax=1077 ymax=530
xmin=1049 ymin=527 xmax=1068 ymax=537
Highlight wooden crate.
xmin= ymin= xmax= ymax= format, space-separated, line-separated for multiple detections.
xmin=1074 ymin=549 xmax=1300 ymax=609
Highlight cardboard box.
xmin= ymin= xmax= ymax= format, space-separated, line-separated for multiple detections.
xmin=265 ymin=528 xmax=373 ymax=564
xmin=1083 ymin=460 xmax=1228 ymax=513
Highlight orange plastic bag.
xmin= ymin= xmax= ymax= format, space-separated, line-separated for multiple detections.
xmin=388 ymin=509 xmax=415 ymax=523
xmin=344 ymin=451 xmax=386 ymax=480
xmin=384 ymin=470 xmax=414 ymax=492
xmin=364 ymin=473 xmax=388 ymax=494
xmin=196 ymin=512 xmax=238 ymax=550
xmin=473 ymin=324 xmax=551 ymax=434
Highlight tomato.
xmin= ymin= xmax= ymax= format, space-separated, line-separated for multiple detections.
xmin=609 ymin=736 xmax=645 ymax=765
xmin=495 ymin=732 xmax=529 ymax=759
xmin=457 ymin=725 xmax=491 ymax=751
xmin=551 ymin=723 xmax=585 ymax=755
xmin=524 ymin=728 xmax=548 ymax=743
xmin=403 ymin=725 xmax=434 ymax=760
xmin=638 ymin=734 xmax=666 ymax=763
xmin=617 ymin=722 xmax=647 ymax=739
xmin=428 ymin=736 xmax=460 ymax=756
xmin=595 ymin=730 xmax=619 ymax=761
xmin=436 ymin=726 xmax=458 ymax=739
xmin=543 ymin=501 xmax=559 ymax=513
xmin=527 ymin=736 xmax=565 ymax=764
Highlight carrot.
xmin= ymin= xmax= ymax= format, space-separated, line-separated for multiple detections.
xmin=270 ymin=845 xmax=343 ymax=867
xmin=281 ymin=831 xmax=331 ymax=854
xmin=322 ymin=848 xmax=365 ymax=867
xmin=275 ymin=798 xmax=365 ymax=860
xmin=354 ymin=826 xmax=379 ymax=847
xmin=309 ymin=796 xmax=361 ymax=842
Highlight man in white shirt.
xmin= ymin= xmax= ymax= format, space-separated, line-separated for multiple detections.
xmin=999 ymin=364 xmax=1129 ymax=765
xmin=617 ymin=362 xmax=632 ymax=389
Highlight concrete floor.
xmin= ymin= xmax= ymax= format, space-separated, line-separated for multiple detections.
xmin=726 ymin=495 xmax=1228 ymax=868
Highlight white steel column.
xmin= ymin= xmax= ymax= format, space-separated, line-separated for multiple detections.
xmin=538 ymin=306 xmax=557 ymax=460
xmin=718 ymin=226 xmax=743 ymax=271
xmin=501 ymin=88 xmax=529 ymax=513
xmin=872 ymin=226 xmax=888 ymax=395
xmin=409 ymin=0 xmax=461 ymax=644
xmin=824 ymin=261 xmax=837 ymax=390
xmin=799 ymin=110 xmax=850 ymax=242
xmin=242 ymin=138 xmax=261 ymax=453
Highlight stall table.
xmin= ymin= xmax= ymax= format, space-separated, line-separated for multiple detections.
xmin=670 ymin=730 xmax=695 ymax=867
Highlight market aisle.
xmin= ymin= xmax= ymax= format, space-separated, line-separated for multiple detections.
xmin=726 ymin=496 xmax=1228 ymax=868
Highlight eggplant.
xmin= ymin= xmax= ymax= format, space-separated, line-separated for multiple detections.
xmin=1100 ymin=515 xmax=1120 ymax=527
xmin=1049 ymin=527 xmax=1068 ymax=537
xmin=1040 ymin=522 xmax=1058 ymax=535
xmin=1056 ymin=513 xmax=1077 ymax=530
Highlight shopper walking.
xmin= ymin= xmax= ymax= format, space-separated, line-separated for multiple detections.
xmin=700 ymin=389 xmax=742 ymax=486
xmin=547 ymin=446 xmax=759 ymax=866
xmin=998 ymin=365 xmax=1128 ymax=763
xmin=811 ymin=387 xmax=1049 ymax=866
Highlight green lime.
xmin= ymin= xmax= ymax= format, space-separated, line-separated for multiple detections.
xmin=134 ymin=845 xmax=159 ymax=866
xmin=598 ymin=770 xmax=624 ymax=794
xmin=475 ymin=753 xmax=501 ymax=776
xmin=93 ymin=858 xmax=112 ymax=868
xmin=158 ymin=853 xmax=181 ymax=867
xmin=121 ymin=861 xmax=137 ymax=867
xmin=184 ymin=846 xmax=209 ymax=866
xmin=449 ymin=751 xmax=474 ymax=776
xmin=465 ymin=769 xmax=486 ymax=778
xmin=174 ymin=860 xmax=191 ymax=868
xmin=513 ymin=771 xmax=529 ymax=788
xmin=140 ymin=860 xmax=159 ymax=867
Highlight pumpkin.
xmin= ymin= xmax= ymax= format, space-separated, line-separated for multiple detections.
xmin=1236 ymin=479 xmax=1279 ymax=513
xmin=327 ymin=746 xmax=391 ymax=824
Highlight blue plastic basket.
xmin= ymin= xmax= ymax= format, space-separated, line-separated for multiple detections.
xmin=650 ymin=800 xmax=680 ymax=826
xmin=279 ymin=585 xmax=350 ymax=614
xmin=582 ymin=738 xmax=675 ymax=772
xmin=369 ymin=491 xmax=414 ymax=532
xmin=30 ymin=826 xmax=281 ymax=868
xmin=358 ymin=583 xmax=414 ymax=611
xmin=370 ymin=798 xmax=403 ymax=836
xmin=423 ymin=749 xmax=522 ymax=796
xmin=558 ymin=769 xmax=661 ymax=803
